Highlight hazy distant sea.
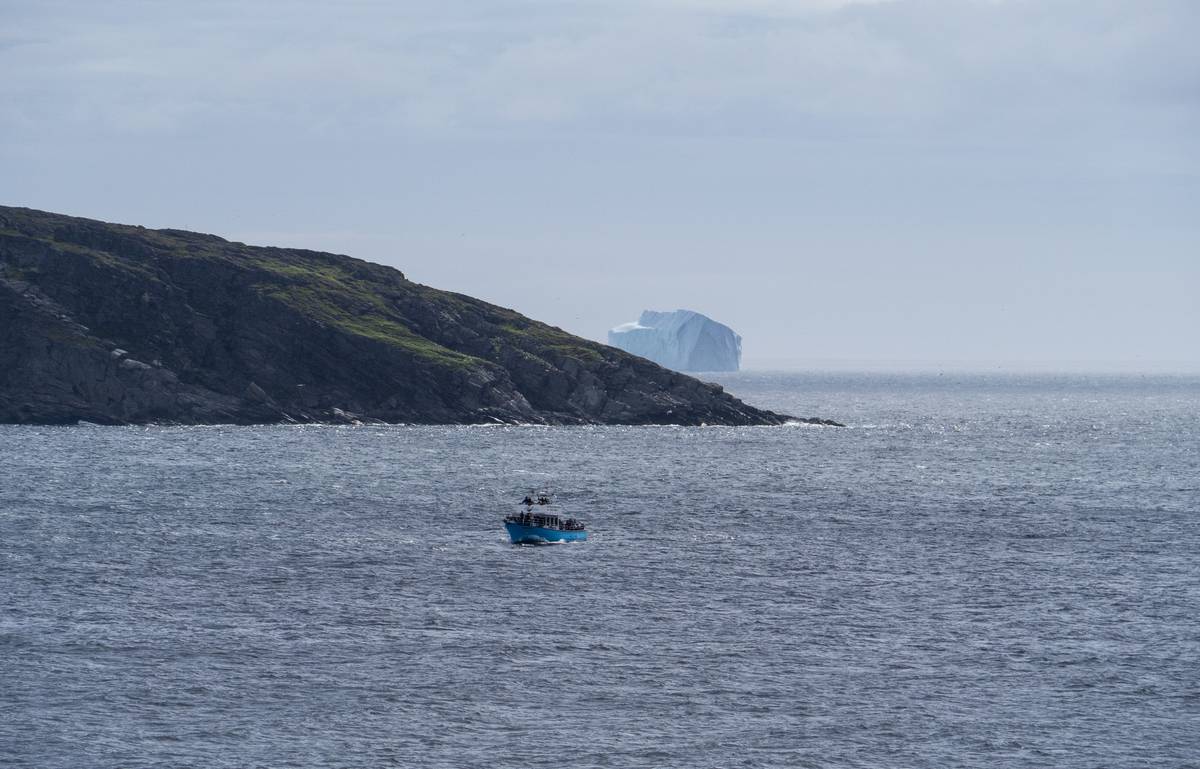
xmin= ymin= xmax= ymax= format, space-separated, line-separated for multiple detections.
xmin=2 ymin=372 xmax=1198 ymax=768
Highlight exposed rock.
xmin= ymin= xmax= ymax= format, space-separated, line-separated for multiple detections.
xmin=0 ymin=206 xmax=840 ymax=426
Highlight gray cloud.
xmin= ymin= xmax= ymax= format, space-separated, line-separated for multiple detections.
xmin=6 ymin=0 xmax=1196 ymax=138
xmin=2 ymin=0 xmax=1197 ymax=368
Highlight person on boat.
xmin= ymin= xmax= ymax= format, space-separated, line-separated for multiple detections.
xmin=521 ymin=495 xmax=533 ymax=506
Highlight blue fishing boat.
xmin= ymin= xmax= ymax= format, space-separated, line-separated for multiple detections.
xmin=504 ymin=493 xmax=588 ymax=544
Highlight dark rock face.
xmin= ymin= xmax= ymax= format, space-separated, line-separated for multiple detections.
xmin=0 ymin=206 xmax=840 ymax=426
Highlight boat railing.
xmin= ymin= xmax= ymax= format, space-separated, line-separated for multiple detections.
xmin=504 ymin=509 xmax=586 ymax=531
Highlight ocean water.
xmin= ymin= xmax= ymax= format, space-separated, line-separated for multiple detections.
xmin=1 ymin=372 xmax=1198 ymax=768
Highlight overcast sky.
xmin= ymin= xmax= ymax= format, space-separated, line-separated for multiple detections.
xmin=3 ymin=0 xmax=1197 ymax=370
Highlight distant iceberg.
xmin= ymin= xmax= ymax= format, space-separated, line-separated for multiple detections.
xmin=608 ymin=310 xmax=741 ymax=372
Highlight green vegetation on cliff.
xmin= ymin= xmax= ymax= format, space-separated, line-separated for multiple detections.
xmin=0 ymin=205 xmax=834 ymax=426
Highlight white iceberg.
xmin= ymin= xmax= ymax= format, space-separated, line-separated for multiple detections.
xmin=608 ymin=309 xmax=741 ymax=372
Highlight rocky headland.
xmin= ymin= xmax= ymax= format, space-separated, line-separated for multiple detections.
xmin=0 ymin=206 xmax=842 ymax=426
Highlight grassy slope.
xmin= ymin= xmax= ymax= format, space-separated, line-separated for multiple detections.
xmin=1 ymin=206 xmax=619 ymax=377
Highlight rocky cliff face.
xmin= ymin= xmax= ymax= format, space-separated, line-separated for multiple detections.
xmin=0 ymin=206 xmax=840 ymax=426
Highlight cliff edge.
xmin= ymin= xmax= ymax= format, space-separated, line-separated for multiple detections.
xmin=0 ymin=206 xmax=840 ymax=426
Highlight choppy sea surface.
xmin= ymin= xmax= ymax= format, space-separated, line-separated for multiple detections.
xmin=2 ymin=372 xmax=1198 ymax=768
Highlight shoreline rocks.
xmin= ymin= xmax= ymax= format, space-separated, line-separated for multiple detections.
xmin=0 ymin=206 xmax=840 ymax=427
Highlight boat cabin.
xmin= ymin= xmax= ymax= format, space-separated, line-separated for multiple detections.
xmin=505 ymin=497 xmax=586 ymax=532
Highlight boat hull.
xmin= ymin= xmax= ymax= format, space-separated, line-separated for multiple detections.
xmin=505 ymin=521 xmax=588 ymax=545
